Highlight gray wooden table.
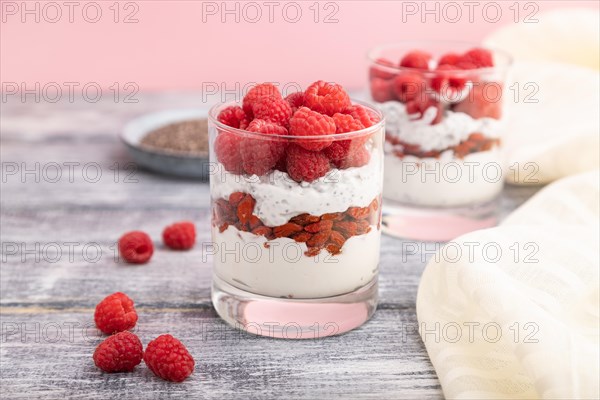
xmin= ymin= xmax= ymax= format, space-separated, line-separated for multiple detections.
xmin=0 ymin=94 xmax=540 ymax=399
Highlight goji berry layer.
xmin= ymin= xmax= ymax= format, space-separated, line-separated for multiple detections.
xmin=212 ymin=193 xmax=381 ymax=257
xmin=386 ymin=132 xmax=500 ymax=159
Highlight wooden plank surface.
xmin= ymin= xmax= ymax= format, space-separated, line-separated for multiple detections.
xmin=0 ymin=95 xmax=541 ymax=399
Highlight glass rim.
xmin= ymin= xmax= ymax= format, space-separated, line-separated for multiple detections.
xmin=208 ymin=99 xmax=385 ymax=141
xmin=367 ymin=40 xmax=513 ymax=74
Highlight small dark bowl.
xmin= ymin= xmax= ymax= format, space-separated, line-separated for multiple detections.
xmin=121 ymin=109 xmax=211 ymax=179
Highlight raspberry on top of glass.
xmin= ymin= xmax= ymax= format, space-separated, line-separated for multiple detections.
xmin=214 ymin=81 xmax=381 ymax=181
xmin=210 ymin=80 xmax=383 ymax=255
xmin=369 ymin=47 xmax=503 ymax=159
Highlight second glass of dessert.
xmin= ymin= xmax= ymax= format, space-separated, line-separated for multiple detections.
xmin=368 ymin=42 xmax=512 ymax=241
xmin=209 ymin=81 xmax=384 ymax=338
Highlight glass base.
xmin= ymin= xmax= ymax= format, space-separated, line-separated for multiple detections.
xmin=381 ymin=198 xmax=499 ymax=242
xmin=211 ymin=275 xmax=378 ymax=339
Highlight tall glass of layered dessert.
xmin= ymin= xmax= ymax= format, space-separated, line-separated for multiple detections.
xmin=368 ymin=42 xmax=511 ymax=241
xmin=209 ymin=81 xmax=384 ymax=338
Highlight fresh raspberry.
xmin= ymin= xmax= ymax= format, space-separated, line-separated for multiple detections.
xmin=246 ymin=118 xmax=288 ymax=135
xmin=217 ymin=106 xmax=247 ymax=129
xmin=118 ymin=231 xmax=153 ymax=264
xmin=369 ymin=58 xmax=397 ymax=80
xmin=336 ymin=146 xmax=370 ymax=169
xmin=93 ymin=331 xmax=143 ymax=373
xmin=370 ymin=77 xmax=394 ymax=102
xmin=274 ymin=154 xmax=287 ymax=172
xmin=214 ymin=131 xmax=243 ymax=174
xmin=453 ymin=83 xmax=502 ymax=119
xmin=162 ymin=221 xmax=196 ymax=250
xmin=289 ymin=107 xmax=336 ymax=151
xmin=323 ymin=113 xmax=366 ymax=165
xmin=240 ymin=119 xmax=288 ymax=175
xmin=455 ymin=61 xmax=479 ymax=70
xmin=400 ymin=50 xmax=432 ymax=70
xmin=438 ymin=53 xmax=461 ymax=66
xmin=343 ymin=104 xmax=380 ymax=128
xmin=323 ymin=140 xmax=349 ymax=165
xmin=392 ymin=72 xmax=426 ymax=102
xmin=94 ymin=292 xmax=138 ymax=335
xmin=459 ymin=48 xmax=494 ymax=68
xmin=406 ymin=96 xmax=443 ymax=125
xmin=303 ymin=80 xmax=351 ymax=116
xmin=239 ymin=117 xmax=250 ymax=130
xmin=325 ymin=139 xmax=370 ymax=169
xmin=431 ymin=65 xmax=468 ymax=97
xmin=285 ymin=92 xmax=305 ymax=113
xmin=251 ymin=95 xmax=292 ymax=126
xmin=242 ymin=83 xmax=282 ymax=116
xmin=285 ymin=144 xmax=331 ymax=182
xmin=332 ymin=112 xmax=365 ymax=134
xmin=144 ymin=334 xmax=195 ymax=382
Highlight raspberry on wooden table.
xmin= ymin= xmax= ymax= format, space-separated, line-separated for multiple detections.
xmin=289 ymin=107 xmax=336 ymax=151
xmin=94 ymin=292 xmax=138 ymax=334
xmin=93 ymin=331 xmax=143 ymax=373
xmin=162 ymin=221 xmax=196 ymax=250
xmin=144 ymin=334 xmax=195 ymax=382
xmin=303 ymin=80 xmax=351 ymax=116
xmin=118 ymin=231 xmax=153 ymax=264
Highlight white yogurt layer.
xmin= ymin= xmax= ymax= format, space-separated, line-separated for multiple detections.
xmin=379 ymin=101 xmax=501 ymax=152
xmin=211 ymin=147 xmax=383 ymax=227
xmin=383 ymin=148 xmax=504 ymax=207
xmin=212 ymin=225 xmax=380 ymax=298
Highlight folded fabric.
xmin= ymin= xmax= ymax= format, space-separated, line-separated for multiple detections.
xmin=484 ymin=8 xmax=600 ymax=185
xmin=416 ymin=170 xmax=600 ymax=399
xmin=484 ymin=8 xmax=599 ymax=70
xmin=501 ymin=61 xmax=599 ymax=185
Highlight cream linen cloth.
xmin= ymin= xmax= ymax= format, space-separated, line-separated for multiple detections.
xmin=415 ymin=8 xmax=599 ymax=399
xmin=484 ymin=8 xmax=599 ymax=70
xmin=501 ymin=61 xmax=599 ymax=185
xmin=416 ymin=170 xmax=600 ymax=399
xmin=484 ymin=8 xmax=600 ymax=185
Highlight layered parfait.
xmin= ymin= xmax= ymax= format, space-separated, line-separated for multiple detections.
xmin=209 ymin=81 xmax=384 ymax=299
xmin=369 ymin=44 xmax=510 ymax=207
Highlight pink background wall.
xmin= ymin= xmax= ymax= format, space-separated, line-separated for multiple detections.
xmin=1 ymin=1 xmax=598 ymax=92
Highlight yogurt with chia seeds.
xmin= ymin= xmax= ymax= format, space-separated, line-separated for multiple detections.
xmin=210 ymin=120 xmax=384 ymax=299
xmin=383 ymin=147 xmax=504 ymax=207
xmin=368 ymin=44 xmax=510 ymax=211
xmin=381 ymin=103 xmax=503 ymax=207
xmin=211 ymin=148 xmax=383 ymax=226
